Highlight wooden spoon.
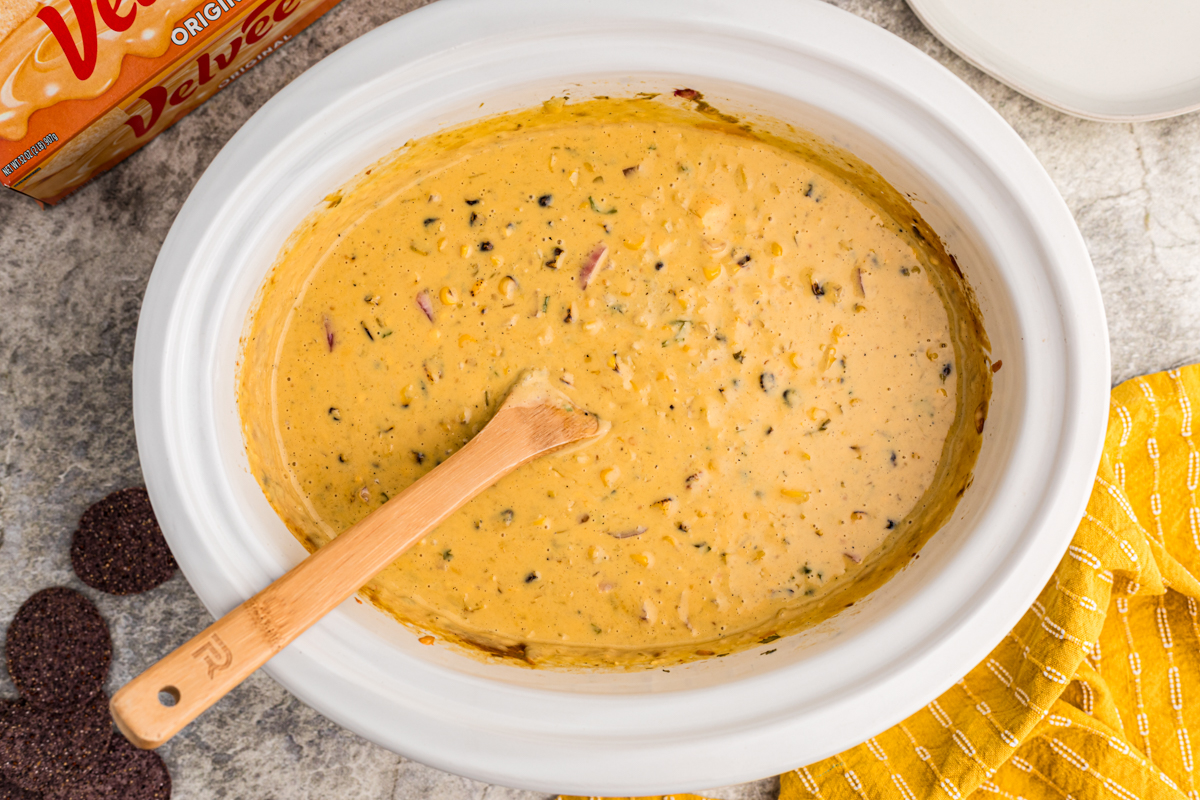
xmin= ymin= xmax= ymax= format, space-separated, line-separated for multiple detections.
xmin=110 ymin=372 xmax=602 ymax=749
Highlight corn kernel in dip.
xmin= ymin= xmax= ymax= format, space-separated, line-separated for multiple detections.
xmin=239 ymin=96 xmax=989 ymax=668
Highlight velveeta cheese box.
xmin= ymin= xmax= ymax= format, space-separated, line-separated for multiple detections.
xmin=0 ymin=0 xmax=343 ymax=204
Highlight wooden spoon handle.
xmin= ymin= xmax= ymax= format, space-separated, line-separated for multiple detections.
xmin=111 ymin=400 xmax=595 ymax=748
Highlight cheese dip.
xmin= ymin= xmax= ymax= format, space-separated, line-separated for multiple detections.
xmin=239 ymin=95 xmax=990 ymax=667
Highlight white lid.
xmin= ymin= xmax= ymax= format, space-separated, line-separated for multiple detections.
xmin=908 ymin=0 xmax=1200 ymax=121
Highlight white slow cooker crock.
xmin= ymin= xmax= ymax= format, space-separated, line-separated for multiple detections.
xmin=133 ymin=0 xmax=1109 ymax=793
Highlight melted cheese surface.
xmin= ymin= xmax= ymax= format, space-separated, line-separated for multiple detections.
xmin=239 ymin=97 xmax=988 ymax=667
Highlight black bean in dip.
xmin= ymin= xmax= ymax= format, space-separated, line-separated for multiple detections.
xmin=0 ymin=696 xmax=112 ymax=792
xmin=6 ymin=587 xmax=111 ymax=708
xmin=71 ymin=487 xmax=177 ymax=595
xmin=42 ymin=733 xmax=172 ymax=800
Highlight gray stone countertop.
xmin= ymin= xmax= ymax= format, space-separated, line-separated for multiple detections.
xmin=2 ymin=0 xmax=1198 ymax=798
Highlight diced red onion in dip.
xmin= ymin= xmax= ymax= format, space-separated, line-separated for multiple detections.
xmin=416 ymin=289 xmax=435 ymax=321
xmin=579 ymin=244 xmax=609 ymax=289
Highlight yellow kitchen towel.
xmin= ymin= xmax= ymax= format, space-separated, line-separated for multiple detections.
xmin=564 ymin=364 xmax=1200 ymax=800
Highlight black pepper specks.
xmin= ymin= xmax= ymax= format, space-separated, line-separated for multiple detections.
xmin=525 ymin=572 xmax=539 ymax=583
xmin=538 ymin=194 xmax=553 ymax=207
xmin=480 ymin=241 xmax=493 ymax=251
